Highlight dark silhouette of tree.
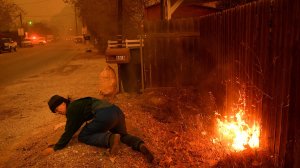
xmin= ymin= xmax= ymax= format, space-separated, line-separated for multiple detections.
xmin=0 ymin=0 xmax=23 ymax=32
xmin=63 ymin=0 xmax=145 ymax=52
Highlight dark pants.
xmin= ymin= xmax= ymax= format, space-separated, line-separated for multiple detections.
xmin=78 ymin=105 xmax=143 ymax=151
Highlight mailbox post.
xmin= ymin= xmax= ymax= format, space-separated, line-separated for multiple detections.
xmin=105 ymin=40 xmax=142 ymax=93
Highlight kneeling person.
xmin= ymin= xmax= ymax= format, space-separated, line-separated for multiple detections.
xmin=43 ymin=95 xmax=154 ymax=163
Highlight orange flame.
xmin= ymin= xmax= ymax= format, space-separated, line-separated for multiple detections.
xmin=216 ymin=109 xmax=260 ymax=151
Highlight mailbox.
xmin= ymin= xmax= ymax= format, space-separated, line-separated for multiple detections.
xmin=105 ymin=48 xmax=130 ymax=64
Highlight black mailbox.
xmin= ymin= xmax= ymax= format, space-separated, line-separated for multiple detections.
xmin=105 ymin=48 xmax=130 ymax=64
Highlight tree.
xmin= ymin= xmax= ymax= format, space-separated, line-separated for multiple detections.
xmin=63 ymin=0 xmax=145 ymax=52
xmin=123 ymin=0 xmax=145 ymax=38
xmin=0 ymin=0 xmax=23 ymax=32
xmin=63 ymin=0 xmax=117 ymax=52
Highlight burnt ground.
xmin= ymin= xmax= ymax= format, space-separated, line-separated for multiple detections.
xmin=0 ymin=51 xmax=276 ymax=168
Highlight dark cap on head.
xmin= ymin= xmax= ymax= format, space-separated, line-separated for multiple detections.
xmin=48 ymin=95 xmax=67 ymax=112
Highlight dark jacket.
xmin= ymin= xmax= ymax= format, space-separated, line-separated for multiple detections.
xmin=53 ymin=97 xmax=112 ymax=150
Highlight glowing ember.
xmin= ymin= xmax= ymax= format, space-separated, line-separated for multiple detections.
xmin=216 ymin=109 xmax=260 ymax=151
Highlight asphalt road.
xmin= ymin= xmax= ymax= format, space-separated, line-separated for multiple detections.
xmin=0 ymin=41 xmax=79 ymax=87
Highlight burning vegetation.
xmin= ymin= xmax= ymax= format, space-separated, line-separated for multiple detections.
xmin=215 ymin=109 xmax=260 ymax=152
xmin=135 ymin=87 xmax=274 ymax=167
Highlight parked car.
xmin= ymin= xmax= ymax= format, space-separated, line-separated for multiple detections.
xmin=0 ymin=38 xmax=17 ymax=53
xmin=73 ymin=36 xmax=84 ymax=43
xmin=21 ymin=39 xmax=33 ymax=47
xmin=31 ymin=37 xmax=47 ymax=45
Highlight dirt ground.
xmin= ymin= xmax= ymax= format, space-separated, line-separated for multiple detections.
xmin=0 ymin=48 xmax=275 ymax=168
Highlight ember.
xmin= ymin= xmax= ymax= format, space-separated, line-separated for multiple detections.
xmin=215 ymin=109 xmax=260 ymax=151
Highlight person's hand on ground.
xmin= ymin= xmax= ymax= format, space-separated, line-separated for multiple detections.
xmin=42 ymin=147 xmax=55 ymax=156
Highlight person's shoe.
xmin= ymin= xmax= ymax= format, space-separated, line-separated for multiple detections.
xmin=109 ymin=134 xmax=121 ymax=154
xmin=139 ymin=144 xmax=154 ymax=163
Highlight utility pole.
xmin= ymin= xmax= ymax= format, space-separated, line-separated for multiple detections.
xmin=19 ymin=13 xmax=23 ymax=26
xmin=18 ymin=13 xmax=24 ymax=44
xmin=117 ymin=0 xmax=123 ymax=35
xmin=74 ymin=5 xmax=78 ymax=35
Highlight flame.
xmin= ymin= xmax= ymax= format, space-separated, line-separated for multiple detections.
xmin=216 ymin=109 xmax=260 ymax=151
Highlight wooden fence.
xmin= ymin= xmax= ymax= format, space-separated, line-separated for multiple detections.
xmin=143 ymin=0 xmax=299 ymax=166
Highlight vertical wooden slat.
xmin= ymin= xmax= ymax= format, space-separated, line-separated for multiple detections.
xmin=271 ymin=0 xmax=282 ymax=159
xmin=260 ymin=0 xmax=271 ymax=152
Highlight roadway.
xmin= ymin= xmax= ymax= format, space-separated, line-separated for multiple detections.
xmin=0 ymin=41 xmax=80 ymax=88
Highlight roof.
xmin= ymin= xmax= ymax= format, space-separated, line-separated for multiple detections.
xmin=144 ymin=0 xmax=257 ymax=10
